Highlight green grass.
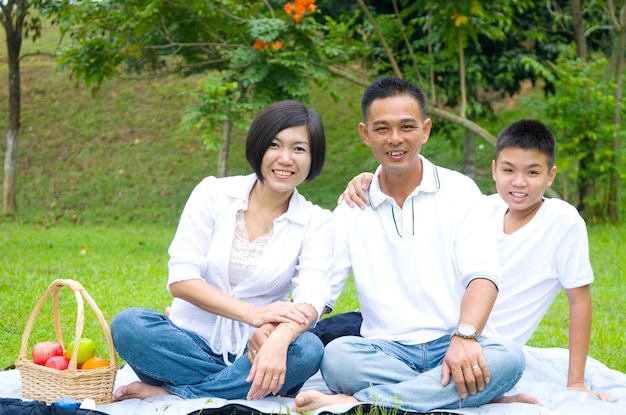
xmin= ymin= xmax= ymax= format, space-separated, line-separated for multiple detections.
xmin=1 ymin=22 xmax=625 ymax=377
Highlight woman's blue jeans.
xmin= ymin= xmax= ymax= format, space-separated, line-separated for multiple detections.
xmin=111 ymin=308 xmax=324 ymax=399
xmin=321 ymin=335 xmax=525 ymax=412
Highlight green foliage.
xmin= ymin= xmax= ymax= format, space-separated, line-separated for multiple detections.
xmin=45 ymin=1 xmax=362 ymax=163
xmin=180 ymin=74 xmax=252 ymax=152
xmin=539 ymin=51 xmax=625 ymax=219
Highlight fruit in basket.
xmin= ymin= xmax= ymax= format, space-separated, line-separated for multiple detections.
xmin=44 ymin=355 xmax=70 ymax=370
xmin=81 ymin=356 xmax=109 ymax=370
xmin=32 ymin=341 xmax=64 ymax=365
xmin=66 ymin=337 xmax=96 ymax=364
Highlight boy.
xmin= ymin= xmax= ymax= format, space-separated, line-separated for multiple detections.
xmin=336 ymin=119 xmax=611 ymax=403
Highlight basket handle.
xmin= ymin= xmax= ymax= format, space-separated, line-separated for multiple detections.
xmin=18 ymin=279 xmax=118 ymax=370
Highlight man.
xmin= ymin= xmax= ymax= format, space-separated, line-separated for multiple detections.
xmin=292 ymin=76 xmax=524 ymax=413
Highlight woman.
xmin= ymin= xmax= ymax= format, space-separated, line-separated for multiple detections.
xmin=111 ymin=100 xmax=332 ymax=402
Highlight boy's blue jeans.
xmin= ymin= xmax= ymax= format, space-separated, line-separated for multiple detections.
xmin=111 ymin=307 xmax=324 ymax=399
xmin=321 ymin=335 xmax=525 ymax=412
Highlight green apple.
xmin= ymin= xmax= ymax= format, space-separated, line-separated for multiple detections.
xmin=66 ymin=338 xmax=96 ymax=364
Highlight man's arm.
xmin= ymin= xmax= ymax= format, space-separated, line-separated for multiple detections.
xmin=566 ymin=285 xmax=611 ymax=402
xmin=442 ymin=278 xmax=498 ymax=399
xmin=338 ymin=173 xmax=373 ymax=209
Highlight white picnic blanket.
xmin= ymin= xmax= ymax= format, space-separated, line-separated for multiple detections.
xmin=2 ymin=346 xmax=625 ymax=415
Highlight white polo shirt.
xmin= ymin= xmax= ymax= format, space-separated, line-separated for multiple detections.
xmin=329 ymin=156 xmax=501 ymax=344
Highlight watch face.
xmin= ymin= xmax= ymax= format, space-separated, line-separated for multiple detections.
xmin=459 ymin=324 xmax=474 ymax=336
xmin=459 ymin=324 xmax=475 ymax=336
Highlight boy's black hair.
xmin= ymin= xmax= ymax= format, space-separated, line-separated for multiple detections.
xmin=246 ymin=100 xmax=326 ymax=182
xmin=361 ymin=76 xmax=428 ymax=122
xmin=495 ymin=119 xmax=556 ymax=168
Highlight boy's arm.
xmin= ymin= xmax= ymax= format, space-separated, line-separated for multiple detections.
xmin=566 ymin=285 xmax=611 ymax=402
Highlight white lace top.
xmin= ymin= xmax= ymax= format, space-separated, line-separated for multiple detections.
xmin=229 ymin=209 xmax=271 ymax=288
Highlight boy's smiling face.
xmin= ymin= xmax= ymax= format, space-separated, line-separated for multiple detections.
xmin=492 ymin=147 xmax=557 ymax=216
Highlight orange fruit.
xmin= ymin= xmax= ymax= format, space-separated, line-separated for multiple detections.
xmin=81 ymin=356 xmax=109 ymax=370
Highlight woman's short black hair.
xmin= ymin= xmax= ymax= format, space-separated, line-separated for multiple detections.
xmin=246 ymin=100 xmax=326 ymax=182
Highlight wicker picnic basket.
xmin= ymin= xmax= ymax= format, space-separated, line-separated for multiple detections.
xmin=15 ymin=279 xmax=119 ymax=405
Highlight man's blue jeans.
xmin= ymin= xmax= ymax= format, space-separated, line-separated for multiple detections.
xmin=111 ymin=308 xmax=324 ymax=399
xmin=321 ymin=335 xmax=525 ymax=412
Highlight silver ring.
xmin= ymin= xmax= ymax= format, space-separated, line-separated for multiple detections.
xmin=472 ymin=365 xmax=480 ymax=370
xmin=251 ymin=350 xmax=257 ymax=355
xmin=272 ymin=376 xmax=279 ymax=380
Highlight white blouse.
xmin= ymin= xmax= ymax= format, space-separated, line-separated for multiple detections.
xmin=167 ymin=174 xmax=333 ymax=361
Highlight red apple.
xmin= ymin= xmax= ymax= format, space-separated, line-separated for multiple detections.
xmin=44 ymin=355 xmax=70 ymax=370
xmin=32 ymin=341 xmax=64 ymax=366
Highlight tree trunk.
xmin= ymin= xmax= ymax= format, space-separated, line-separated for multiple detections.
xmin=606 ymin=1 xmax=625 ymax=222
xmin=567 ymin=0 xmax=595 ymax=215
xmin=216 ymin=118 xmax=232 ymax=178
xmin=2 ymin=3 xmax=24 ymax=215
xmin=463 ymin=128 xmax=476 ymax=180
xmin=568 ymin=0 xmax=587 ymax=59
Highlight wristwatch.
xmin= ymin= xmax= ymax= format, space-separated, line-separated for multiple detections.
xmin=451 ymin=324 xmax=479 ymax=340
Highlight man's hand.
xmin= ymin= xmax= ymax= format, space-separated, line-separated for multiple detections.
xmin=337 ymin=173 xmax=373 ymax=209
xmin=247 ymin=324 xmax=276 ymax=364
xmin=441 ymin=337 xmax=490 ymax=399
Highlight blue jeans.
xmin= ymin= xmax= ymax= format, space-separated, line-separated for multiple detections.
xmin=111 ymin=308 xmax=324 ymax=399
xmin=321 ymin=335 xmax=525 ymax=412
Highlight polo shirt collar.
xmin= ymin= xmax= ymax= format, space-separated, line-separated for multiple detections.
xmin=368 ymin=155 xmax=441 ymax=209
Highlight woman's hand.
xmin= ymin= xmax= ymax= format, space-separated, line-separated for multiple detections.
xmin=249 ymin=301 xmax=311 ymax=327
xmin=247 ymin=324 xmax=275 ymax=364
xmin=246 ymin=325 xmax=292 ymax=399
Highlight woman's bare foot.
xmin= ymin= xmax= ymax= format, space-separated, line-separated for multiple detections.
xmin=292 ymin=390 xmax=359 ymax=412
xmin=492 ymin=393 xmax=543 ymax=406
xmin=113 ymin=381 xmax=173 ymax=401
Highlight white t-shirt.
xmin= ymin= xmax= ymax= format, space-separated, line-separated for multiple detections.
xmin=329 ymin=156 xmax=502 ymax=344
xmin=167 ymin=174 xmax=333 ymax=360
xmin=486 ymin=194 xmax=594 ymax=345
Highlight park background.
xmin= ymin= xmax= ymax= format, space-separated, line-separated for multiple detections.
xmin=1 ymin=1 xmax=625 ymax=375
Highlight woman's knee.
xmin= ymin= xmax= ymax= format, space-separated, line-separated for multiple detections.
xmin=111 ymin=308 xmax=155 ymax=345
xmin=292 ymin=332 xmax=324 ymax=362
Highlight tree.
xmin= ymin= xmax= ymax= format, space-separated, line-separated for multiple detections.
xmin=47 ymin=0 xmax=355 ymax=177
xmin=541 ymin=0 xmax=625 ymax=221
xmin=330 ymin=0 xmax=624 ymax=216
xmin=1 ymin=0 xmax=44 ymax=214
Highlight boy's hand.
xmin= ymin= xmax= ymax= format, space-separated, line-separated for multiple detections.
xmin=568 ymin=383 xmax=612 ymax=402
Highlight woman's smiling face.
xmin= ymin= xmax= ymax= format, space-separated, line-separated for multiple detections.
xmin=260 ymin=125 xmax=312 ymax=194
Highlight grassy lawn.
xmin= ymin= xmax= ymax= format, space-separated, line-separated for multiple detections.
xmin=1 ymin=18 xmax=625 ymax=378
xmin=1 ymin=221 xmax=625 ymax=373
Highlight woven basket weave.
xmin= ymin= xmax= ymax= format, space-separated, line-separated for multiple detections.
xmin=15 ymin=279 xmax=119 ymax=405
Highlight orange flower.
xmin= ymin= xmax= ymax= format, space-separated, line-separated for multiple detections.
xmin=284 ymin=0 xmax=315 ymax=24
xmin=253 ymin=39 xmax=283 ymax=51
xmin=253 ymin=39 xmax=266 ymax=50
